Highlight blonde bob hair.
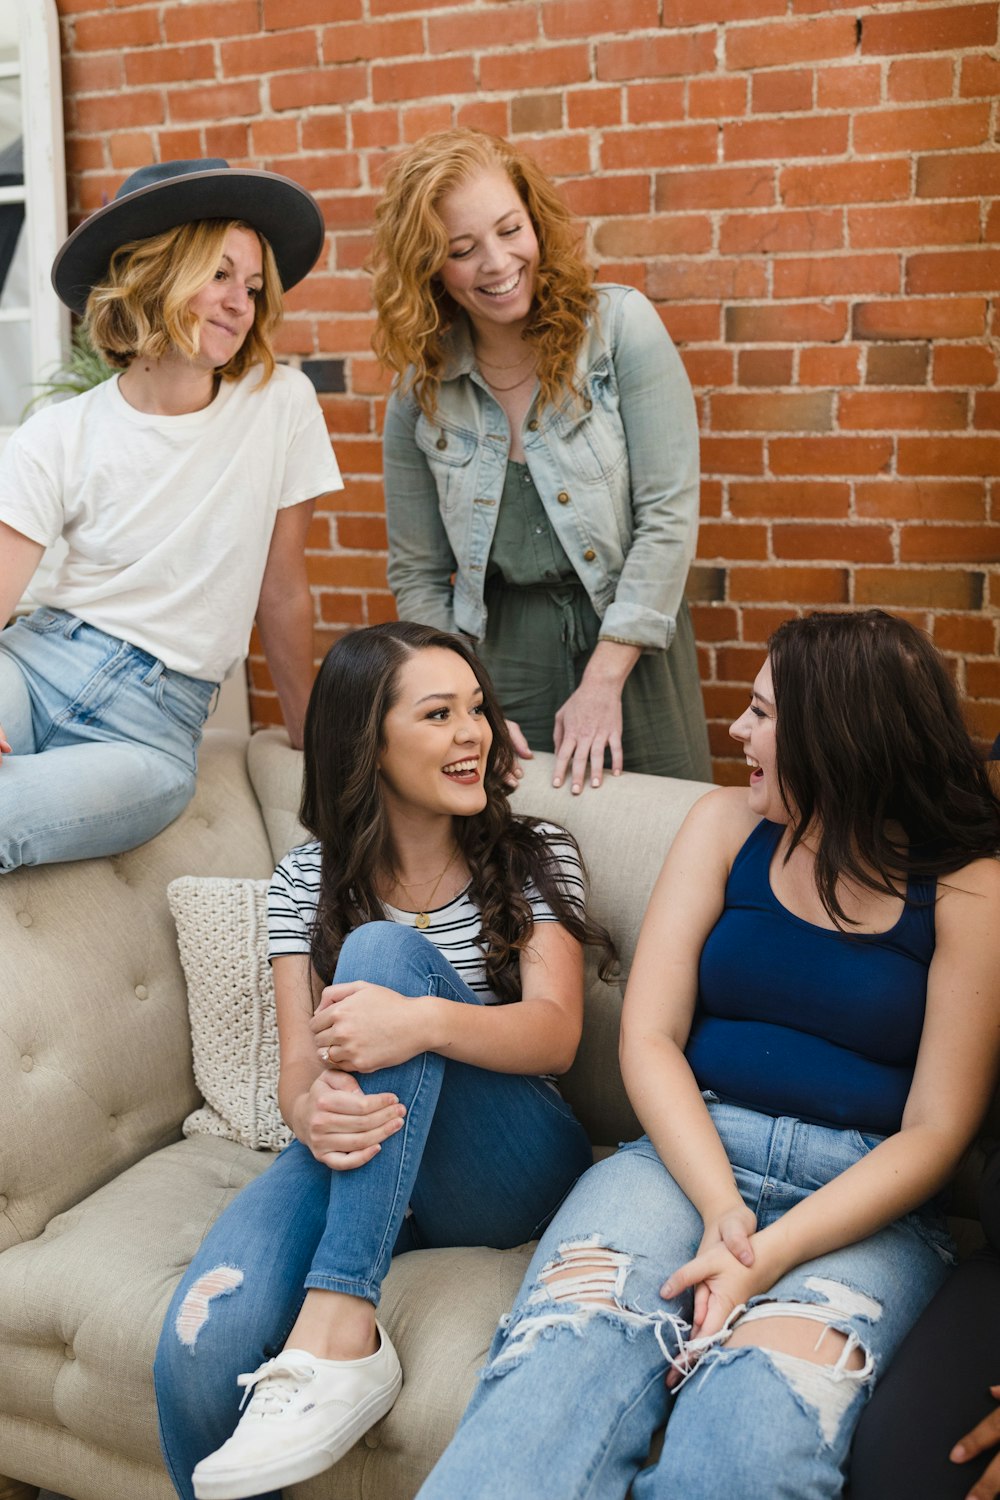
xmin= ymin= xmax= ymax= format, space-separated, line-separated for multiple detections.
xmin=85 ymin=219 xmax=282 ymax=382
xmin=370 ymin=129 xmax=596 ymax=419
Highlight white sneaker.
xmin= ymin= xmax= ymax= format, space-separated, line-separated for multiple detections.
xmin=191 ymin=1326 xmax=403 ymax=1500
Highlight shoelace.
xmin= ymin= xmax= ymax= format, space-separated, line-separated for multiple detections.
xmin=236 ymin=1353 xmax=317 ymax=1415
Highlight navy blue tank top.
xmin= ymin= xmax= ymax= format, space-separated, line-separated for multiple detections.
xmin=686 ymin=819 xmax=936 ymax=1135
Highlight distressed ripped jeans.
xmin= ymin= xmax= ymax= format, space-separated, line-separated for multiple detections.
xmin=418 ymin=1099 xmax=955 ymax=1500
xmin=153 ymin=922 xmax=592 ymax=1500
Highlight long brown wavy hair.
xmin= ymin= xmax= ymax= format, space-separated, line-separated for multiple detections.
xmin=369 ymin=129 xmax=597 ymax=420
xmin=768 ymin=608 xmax=1000 ymax=925
xmin=86 ymin=219 xmax=282 ymax=381
xmin=301 ymin=621 xmax=615 ymax=1000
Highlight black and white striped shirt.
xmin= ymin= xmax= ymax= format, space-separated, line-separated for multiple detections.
xmin=267 ymin=822 xmax=585 ymax=1004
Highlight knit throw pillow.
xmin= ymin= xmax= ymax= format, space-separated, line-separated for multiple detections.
xmin=167 ymin=876 xmax=291 ymax=1152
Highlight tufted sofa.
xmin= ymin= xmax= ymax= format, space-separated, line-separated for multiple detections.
xmin=0 ymin=731 xmax=994 ymax=1500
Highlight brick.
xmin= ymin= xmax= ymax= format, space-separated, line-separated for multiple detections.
xmin=697 ymin=523 xmax=769 ymax=561
xmin=593 ymin=217 xmax=711 ymax=258
xmin=729 ymin=480 xmax=851 ymax=518
xmin=858 ymin=479 xmax=987 ymax=523
xmin=700 ymin=478 xmax=725 ymax=517
xmin=865 ymin=343 xmax=929 ymax=386
xmin=898 ymin=437 xmax=1000 ymax=476
xmin=666 ymin=0 xmax=782 ymax=19
xmin=566 ymin=86 xmax=623 ymax=129
xmin=264 ymin=0 xmax=362 ymax=24
xmin=460 ymin=102 xmax=512 ymax=138
xmin=934 ymin=344 xmax=998 ymax=390
xmin=853 ymin=299 xmax=987 ymax=341
xmin=272 ymin=65 xmax=367 ymax=109
xmin=333 ymin=233 xmax=375 ymax=271
xmin=508 ymin=132 xmax=590 ymax=177
xmin=780 ymin=159 xmax=910 ymax=207
xmin=774 ymin=253 xmax=900 ymax=299
xmin=726 ymin=303 xmax=848 ymax=343
xmin=511 ymin=93 xmax=562 ymax=134
xmin=316 ymin=315 xmax=378 ymax=354
xmin=274 ymin=321 xmax=318 ymax=356
xmin=253 ymin=118 xmax=301 ymax=155
xmin=815 ymin=62 xmax=882 ymax=109
xmin=337 ymin=515 xmax=388 ymax=550
xmin=855 ymin=102 xmax=990 ymax=156
xmin=726 ymin=15 xmax=856 ymax=69
xmin=901 ymin=525 xmax=1000 ymax=563
xmin=597 ymin=30 xmax=716 ymax=81
xmin=960 ymin=53 xmax=1000 ymax=98
xmin=967 ymin=661 xmax=1000 ymax=698
xmin=861 ymin=5 xmax=997 ymax=55
xmin=685 ymin=565 xmax=727 ymax=604
xmin=280 ymin=153 xmax=361 ymax=193
xmin=687 ymin=75 xmax=749 ymax=119
xmin=692 ymin=604 xmax=740 ymax=643
xmin=204 ymin=123 xmax=250 ymax=160
xmin=799 ymin=346 xmax=861 ymax=385
xmin=908 ymin=250 xmax=1000 ymax=296
xmin=720 ymin=207 xmax=841 ymax=255
xmin=752 ymin=68 xmax=813 ymax=114
xmin=76 ymin=90 xmax=166 ymax=133
xmin=63 ymin=52 xmax=123 ymax=94
xmin=854 ymin=568 xmax=984 ymax=610
xmin=314 ymin=592 xmax=366 ymax=626
xmin=426 ymin=10 xmax=512 ymax=56
xmin=886 ymin=56 xmax=955 ymax=102
xmin=769 ymin=437 xmax=893 ymax=475
xmin=126 ymin=44 xmax=215 ymax=87
xmin=601 ymin=125 xmax=717 ymax=171
xmin=725 ymin=115 xmax=849 ymax=163
xmin=917 ymin=152 xmax=1000 ymax=198
xmin=561 ymin=176 xmax=650 ymax=217
xmin=350 ymin=110 xmax=400 ymax=149
xmin=168 ymin=81 xmax=260 ymax=122
xmin=165 ymin=2 xmax=259 ymax=42
xmin=682 ymin=349 xmax=735 ymax=388
xmin=73 ymin=10 xmax=160 ymax=50
xmin=222 ymin=31 xmax=318 ymax=76
xmin=647 ymin=258 xmax=767 ymax=301
xmin=740 ymin=606 xmax=799 ymax=643
xmin=936 ymin=613 xmax=996 ymax=653
xmin=840 ymin=390 xmax=967 ymax=430
xmin=656 ymin=166 xmax=775 ymax=213
xmin=308 ymin=554 xmax=388 ymax=589
xmin=738 ymin=349 xmax=794 ymax=386
xmin=773 ymin=523 xmax=894 ymax=563
xmin=703 ymin=683 xmax=755 ymax=719
xmin=626 ymin=81 xmax=686 ymax=126
xmin=715 ymin=645 xmax=771 ymax=679
xmin=480 ymin=44 xmax=588 ymax=92
xmin=543 ymin=0 xmax=658 ymax=36
xmin=701 ymin=437 xmax=766 ymax=475
xmin=729 ymin=565 xmax=849 ymax=604
xmin=65 ymin=137 xmax=107 ymax=175
xmin=316 ymin=394 xmax=373 ymax=433
xmin=849 ymin=202 xmax=980 ymax=250
xmin=109 ymin=131 xmax=155 ymax=170
xmin=157 ymin=127 xmax=204 ymax=160
xmin=401 ymin=103 xmax=453 ymax=142
xmin=710 ymin=391 xmax=833 ymax=432
xmin=659 ymin=303 xmax=724 ymax=341
xmin=973 ymin=392 xmax=1000 ymax=430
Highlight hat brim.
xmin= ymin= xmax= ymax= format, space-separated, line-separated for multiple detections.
xmin=52 ymin=168 xmax=326 ymax=316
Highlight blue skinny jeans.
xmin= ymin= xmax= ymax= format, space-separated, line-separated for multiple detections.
xmin=154 ymin=921 xmax=592 ymax=1500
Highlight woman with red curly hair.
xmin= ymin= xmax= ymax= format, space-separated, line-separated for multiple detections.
xmin=370 ymin=129 xmax=710 ymax=796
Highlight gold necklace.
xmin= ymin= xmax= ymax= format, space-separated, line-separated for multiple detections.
xmin=482 ymin=368 xmax=536 ymax=393
xmin=393 ymin=845 xmax=460 ymax=930
xmin=476 ymin=348 xmax=534 ymax=371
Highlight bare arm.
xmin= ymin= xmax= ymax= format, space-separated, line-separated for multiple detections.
xmin=255 ymin=498 xmax=321 ymax=750
xmin=0 ymin=519 xmax=44 ymax=630
xmin=312 ymin=918 xmax=585 ymax=1078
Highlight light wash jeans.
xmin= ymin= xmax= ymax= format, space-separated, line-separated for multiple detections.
xmin=0 ymin=608 xmax=216 ymax=871
xmin=419 ymin=1099 xmax=955 ymax=1500
xmin=154 ymin=922 xmax=593 ymax=1500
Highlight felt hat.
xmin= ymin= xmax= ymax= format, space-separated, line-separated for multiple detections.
xmin=52 ymin=158 xmax=326 ymax=315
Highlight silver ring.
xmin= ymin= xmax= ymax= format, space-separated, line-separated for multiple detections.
xmin=319 ymin=1047 xmax=330 ymax=1063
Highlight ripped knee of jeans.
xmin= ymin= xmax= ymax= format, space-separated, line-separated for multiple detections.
xmin=680 ymin=1275 xmax=880 ymax=1445
xmin=174 ymin=1265 xmax=244 ymax=1351
xmin=483 ymin=1234 xmax=689 ymax=1380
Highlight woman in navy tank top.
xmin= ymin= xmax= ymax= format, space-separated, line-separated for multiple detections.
xmin=418 ymin=608 xmax=1000 ymax=1500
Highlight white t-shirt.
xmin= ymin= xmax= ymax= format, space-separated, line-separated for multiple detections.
xmin=267 ymin=823 xmax=586 ymax=1003
xmin=0 ymin=364 xmax=342 ymax=681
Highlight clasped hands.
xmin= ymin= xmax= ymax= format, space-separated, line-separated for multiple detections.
xmin=659 ymin=1204 xmax=763 ymax=1389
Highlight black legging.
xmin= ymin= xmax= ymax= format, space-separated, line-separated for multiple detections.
xmin=850 ymin=1145 xmax=1000 ymax=1499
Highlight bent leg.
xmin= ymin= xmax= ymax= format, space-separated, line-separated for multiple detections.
xmin=850 ymin=1249 xmax=1000 ymax=1500
xmin=0 ymin=647 xmax=35 ymax=753
xmin=417 ymin=1139 xmax=704 ymax=1500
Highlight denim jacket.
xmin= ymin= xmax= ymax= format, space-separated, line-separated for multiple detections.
xmin=383 ymin=284 xmax=699 ymax=651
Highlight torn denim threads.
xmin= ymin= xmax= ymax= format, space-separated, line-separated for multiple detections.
xmin=418 ymin=1102 xmax=954 ymax=1500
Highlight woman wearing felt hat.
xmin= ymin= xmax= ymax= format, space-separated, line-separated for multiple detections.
xmin=0 ymin=158 xmax=341 ymax=871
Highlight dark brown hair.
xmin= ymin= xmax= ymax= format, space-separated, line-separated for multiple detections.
xmin=300 ymin=621 xmax=614 ymax=999
xmin=768 ymin=608 xmax=1000 ymax=924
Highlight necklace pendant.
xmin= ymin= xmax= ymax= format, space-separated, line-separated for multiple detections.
xmin=415 ymin=912 xmax=430 ymax=930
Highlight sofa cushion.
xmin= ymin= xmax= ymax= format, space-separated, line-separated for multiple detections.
xmin=168 ymin=876 xmax=291 ymax=1153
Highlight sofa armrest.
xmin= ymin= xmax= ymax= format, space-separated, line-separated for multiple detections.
xmin=0 ymin=731 xmax=275 ymax=1253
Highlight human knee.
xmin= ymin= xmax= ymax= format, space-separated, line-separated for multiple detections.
xmin=334 ymin=919 xmax=430 ymax=985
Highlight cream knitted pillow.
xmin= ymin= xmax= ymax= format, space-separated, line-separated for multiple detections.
xmin=168 ymin=876 xmax=292 ymax=1152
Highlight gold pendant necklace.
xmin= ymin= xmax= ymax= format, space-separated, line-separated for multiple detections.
xmin=393 ymin=845 xmax=460 ymax=929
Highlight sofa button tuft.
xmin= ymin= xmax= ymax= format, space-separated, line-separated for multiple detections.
xmin=16 ymin=910 xmax=32 ymax=928
xmin=108 ymin=1115 xmax=118 ymax=1131
xmin=20 ymin=1055 xmax=33 ymax=1072
xmin=364 ymin=1431 xmax=380 ymax=1449
xmin=134 ymin=984 xmax=149 ymax=1001
xmin=64 ymin=1345 xmax=75 ymax=1361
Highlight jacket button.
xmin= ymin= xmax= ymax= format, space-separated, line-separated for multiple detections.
xmin=436 ymin=436 xmax=447 ymax=450
xmin=584 ymin=397 xmax=593 ymax=411
xmin=557 ymin=490 xmax=570 ymax=504
xmin=583 ymin=548 xmax=596 ymax=562
xmin=527 ymin=419 xmax=539 ymax=431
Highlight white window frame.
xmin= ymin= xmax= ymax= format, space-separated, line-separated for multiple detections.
xmin=0 ymin=0 xmax=68 ymax=449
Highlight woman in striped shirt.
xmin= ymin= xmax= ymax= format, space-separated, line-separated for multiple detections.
xmin=155 ymin=620 xmax=611 ymax=1500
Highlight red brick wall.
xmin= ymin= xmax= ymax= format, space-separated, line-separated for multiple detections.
xmin=56 ymin=0 xmax=999 ymax=778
